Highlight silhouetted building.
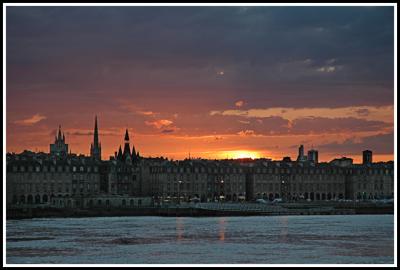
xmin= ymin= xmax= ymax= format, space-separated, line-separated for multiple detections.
xmin=307 ymin=150 xmax=318 ymax=164
xmin=282 ymin=156 xmax=292 ymax=162
xmin=90 ymin=116 xmax=102 ymax=161
xmin=50 ymin=125 xmax=68 ymax=157
xmin=5 ymin=118 xmax=395 ymax=208
xmin=297 ymin=145 xmax=307 ymax=162
xmin=330 ymin=157 xmax=353 ymax=167
xmin=363 ymin=150 xmax=373 ymax=165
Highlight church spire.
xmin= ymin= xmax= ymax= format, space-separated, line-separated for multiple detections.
xmin=50 ymin=125 xmax=68 ymax=157
xmin=117 ymin=145 xmax=123 ymax=160
xmin=94 ymin=115 xmax=99 ymax=146
xmin=123 ymin=128 xmax=131 ymax=160
xmin=58 ymin=125 xmax=62 ymax=140
xmin=124 ymin=128 xmax=129 ymax=141
xmin=90 ymin=115 xmax=101 ymax=160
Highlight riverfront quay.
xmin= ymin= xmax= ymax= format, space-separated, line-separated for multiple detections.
xmin=7 ymin=201 xmax=394 ymax=219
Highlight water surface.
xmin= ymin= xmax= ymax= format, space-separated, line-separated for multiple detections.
xmin=6 ymin=215 xmax=394 ymax=264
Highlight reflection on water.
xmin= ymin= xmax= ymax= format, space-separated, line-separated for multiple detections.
xmin=219 ymin=217 xmax=226 ymax=242
xmin=176 ymin=217 xmax=184 ymax=241
xmin=278 ymin=216 xmax=289 ymax=243
xmin=6 ymin=215 xmax=394 ymax=264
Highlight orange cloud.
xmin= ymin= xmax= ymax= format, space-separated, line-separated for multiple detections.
xmin=14 ymin=114 xmax=47 ymax=126
xmin=237 ymin=130 xmax=255 ymax=136
xmin=138 ymin=111 xmax=155 ymax=116
xmin=145 ymin=119 xmax=173 ymax=129
xmin=210 ymin=105 xmax=393 ymax=123
xmin=235 ymin=100 xmax=245 ymax=107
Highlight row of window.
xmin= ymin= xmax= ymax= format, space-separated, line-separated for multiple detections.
xmin=9 ymin=165 xmax=99 ymax=173
xmin=14 ymin=183 xmax=99 ymax=193
xmin=10 ymin=173 xmax=99 ymax=181
xmin=255 ymin=183 xmax=345 ymax=191
xmin=152 ymin=167 xmax=244 ymax=174
xmin=151 ymin=167 xmax=393 ymax=175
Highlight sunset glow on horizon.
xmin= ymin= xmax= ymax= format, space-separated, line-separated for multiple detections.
xmin=6 ymin=6 xmax=394 ymax=163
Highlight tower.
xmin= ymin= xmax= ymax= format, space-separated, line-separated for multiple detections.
xmin=363 ymin=150 xmax=372 ymax=165
xmin=50 ymin=125 xmax=68 ymax=157
xmin=307 ymin=149 xmax=319 ymax=164
xmin=297 ymin=145 xmax=307 ymax=162
xmin=90 ymin=115 xmax=102 ymax=160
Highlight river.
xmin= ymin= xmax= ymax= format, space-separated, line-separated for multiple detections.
xmin=6 ymin=215 xmax=394 ymax=264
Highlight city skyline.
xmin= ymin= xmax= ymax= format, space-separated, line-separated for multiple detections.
xmin=6 ymin=115 xmax=392 ymax=164
xmin=6 ymin=6 xmax=394 ymax=163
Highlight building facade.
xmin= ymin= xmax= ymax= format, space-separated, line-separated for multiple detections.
xmin=5 ymin=117 xmax=395 ymax=208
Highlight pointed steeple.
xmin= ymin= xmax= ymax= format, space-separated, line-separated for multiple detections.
xmin=50 ymin=124 xmax=68 ymax=157
xmin=132 ymin=145 xmax=137 ymax=159
xmin=94 ymin=115 xmax=99 ymax=146
xmin=90 ymin=115 xmax=101 ymax=160
xmin=124 ymin=128 xmax=129 ymax=141
xmin=123 ymin=129 xmax=131 ymax=159
xmin=58 ymin=125 xmax=62 ymax=140
xmin=117 ymin=145 xmax=123 ymax=160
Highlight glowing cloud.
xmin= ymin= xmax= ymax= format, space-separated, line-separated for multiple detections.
xmin=235 ymin=100 xmax=245 ymax=107
xmin=210 ymin=105 xmax=393 ymax=123
xmin=219 ymin=150 xmax=261 ymax=159
xmin=138 ymin=111 xmax=154 ymax=116
xmin=14 ymin=114 xmax=47 ymax=126
xmin=238 ymin=130 xmax=255 ymax=136
xmin=145 ymin=119 xmax=173 ymax=129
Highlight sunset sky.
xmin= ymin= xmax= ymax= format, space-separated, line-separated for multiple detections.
xmin=6 ymin=6 xmax=395 ymax=163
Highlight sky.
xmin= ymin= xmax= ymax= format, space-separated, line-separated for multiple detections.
xmin=6 ymin=6 xmax=395 ymax=163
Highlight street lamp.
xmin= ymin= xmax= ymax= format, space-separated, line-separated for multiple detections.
xmin=220 ymin=179 xmax=224 ymax=202
xmin=178 ymin=180 xmax=182 ymax=205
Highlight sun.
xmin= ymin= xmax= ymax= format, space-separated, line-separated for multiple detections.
xmin=221 ymin=150 xmax=261 ymax=159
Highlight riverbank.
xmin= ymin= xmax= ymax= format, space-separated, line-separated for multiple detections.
xmin=6 ymin=202 xmax=394 ymax=219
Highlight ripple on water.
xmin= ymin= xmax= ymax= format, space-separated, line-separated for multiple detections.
xmin=6 ymin=215 xmax=394 ymax=264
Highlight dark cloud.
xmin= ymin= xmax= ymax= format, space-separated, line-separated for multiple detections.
xmin=6 ymin=6 xmax=394 ymax=159
xmin=66 ymin=131 xmax=121 ymax=136
xmin=317 ymin=132 xmax=394 ymax=155
xmin=175 ymin=113 xmax=391 ymax=136
xmin=161 ymin=129 xmax=175 ymax=134
xmin=66 ymin=131 xmax=94 ymax=136
xmin=7 ymin=6 xmax=394 ymax=109
xmin=289 ymin=117 xmax=391 ymax=135
xmin=355 ymin=108 xmax=370 ymax=117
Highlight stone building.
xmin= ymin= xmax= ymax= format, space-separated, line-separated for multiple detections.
xmin=242 ymin=159 xmax=347 ymax=201
xmin=147 ymin=159 xmax=246 ymax=203
xmin=344 ymin=162 xmax=394 ymax=200
xmin=6 ymin=151 xmax=102 ymax=207
xmin=107 ymin=129 xmax=143 ymax=196
xmin=6 ymin=119 xmax=145 ymax=209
